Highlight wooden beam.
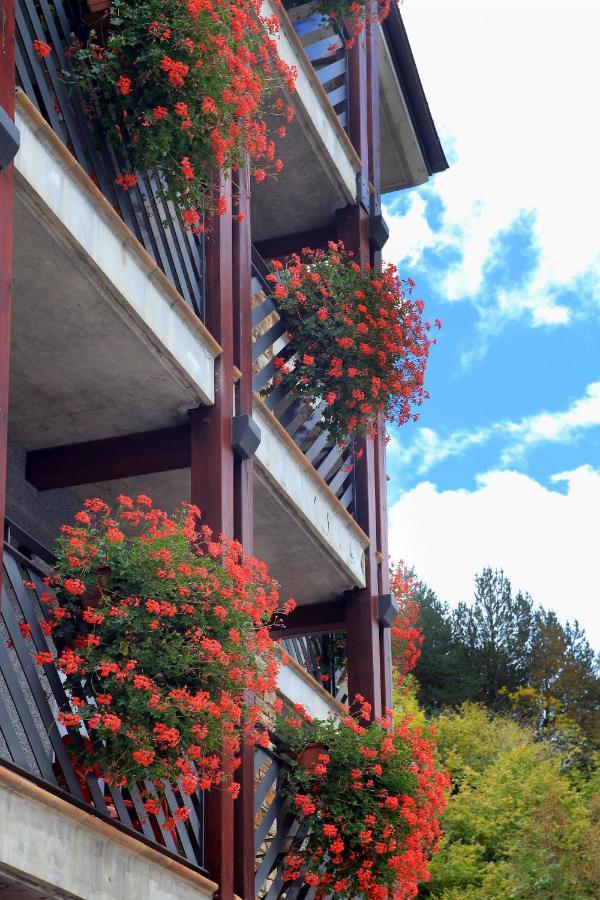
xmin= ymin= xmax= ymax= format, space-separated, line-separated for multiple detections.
xmin=0 ymin=0 xmax=16 ymax=539
xmin=25 ymin=425 xmax=190 ymax=490
xmin=271 ymin=600 xmax=347 ymax=638
xmin=345 ymin=436 xmax=383 ymax=716
xmin=375 ymin=429 xmax=392 ymax=712
xmin=347 ymin=20 xmax=370 ymax=212
xmin=191 ymin=174 xmax=234 ymax=900
xmin=253 ymin=225 xmax=335 ymax=261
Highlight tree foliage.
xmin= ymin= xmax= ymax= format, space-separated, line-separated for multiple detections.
xmin=412 ymin=568 xmax=599 ymax=765
xmin=422 ymin=705 xmax=600 ymax=899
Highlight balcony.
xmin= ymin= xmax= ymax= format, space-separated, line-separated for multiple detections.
xmin=15 ymin=0 xmax=205 ymax=312
xmin=12 ymin=92 xmax=219 ymax=450
xmin=9 ymin=0 xmax=367 ymax=610
xmin=1 ymin=523 xmax=343 ymax=898
xmin=251 ymin=250 xmax=368 ymax=605
xmin=12 ymin=0 xmax=220 ymax=462
xmin=251 ymin=0 xmax=361 ymax=243
xmin=0 ymin=522 xmax=215 ymax=897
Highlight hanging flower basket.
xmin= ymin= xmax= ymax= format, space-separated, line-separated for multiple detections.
xmin=85 ymin=0 xmax=110 ymax=13
xmin=31 ymin=495 xmax=296 ymax=816
xmin=263 ymin=242 xmax=440 ymax=443
xmin=80 ymin=564 xmax=111 ymax=609
xmin=54 ymin=0 xmax=297 ymax=224
xmin=277 ymin=697 xmax=450 ymax=898
xmin=81 ymin=0 xmax=111 ymax=40
xmin=288 ymin=0 xmax=394 ymax=42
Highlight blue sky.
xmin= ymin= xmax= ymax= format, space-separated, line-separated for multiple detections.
xmin=384 ymin=0 xmax=600 ymax=646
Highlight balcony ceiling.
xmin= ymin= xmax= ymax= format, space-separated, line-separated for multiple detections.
xmin=251 ymin=0 xmax=360 ymax=242
xmin=10 ymin=189 xmax=200 ymax=449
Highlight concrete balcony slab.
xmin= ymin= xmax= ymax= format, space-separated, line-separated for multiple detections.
xmin=253 ymin=398 xmax=368 ymax=606
xmin=10 ymin=92 xmax=220 ymax=450
xmin=251 ymin=1 xmax=362 ymax=242
xmin=0 ymin=766 xmax=216 ymax=900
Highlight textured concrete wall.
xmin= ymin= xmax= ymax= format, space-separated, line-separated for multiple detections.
xmin=5 ymin=438 xmax=80 ymax=548
xmin=0 ymin=768 xmax=217 ymax=900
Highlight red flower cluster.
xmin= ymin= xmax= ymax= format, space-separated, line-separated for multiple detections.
xmin=29 ymin=496 xmax=294 ymax=800
xmin=33 ymin=39 xmax=52 ymax=58
xmin=278 ymin=698 xmax=449 ymax=898
xmin=264 ymin=242 xmax=439 ymax=443
xmin=390 ymin=562 xmax=423 ymax=676
xmin=65 ymin=0 xmax=297 ymax=223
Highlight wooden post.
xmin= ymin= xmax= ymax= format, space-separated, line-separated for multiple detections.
xmin=231 ymin=169 xmax=256 ymax=900
xmin=190 ymin=176 xmax=234 ymax=900
xmin=375 ymin=430 xmax=393 ymax=712
xmin=0 ymin=0 xmax=16 ymax=541
xmin=338 ymin=26 xmax=383 ymax=713
xmin=337 ymin=18 xmax=394 ymax=717
xmin=367 ymin=19 xmax=393 ymax=713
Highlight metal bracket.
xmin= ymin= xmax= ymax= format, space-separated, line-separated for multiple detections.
xmin=377 ymin=593 xmax=399 ymax=628
xmin=355 ymin=170 xmax=371 ymax=214
xmin=0 ymin=106 xmax=19 ymax=171
xmin=231 ymin=414 xmax=261 ymax=460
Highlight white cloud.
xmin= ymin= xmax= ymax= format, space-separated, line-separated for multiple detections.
xmin=500 ymin=380 xmax=600 ymax=462
xmin=391 ymin=379 xmax=600 ymax=475
xmin=385 ymin=0 xmax=600 ymax=333
xmin=388 ymin=466 xmax=600 ymax=646
xmin=390 ymin=424 xmax=492 ymax=474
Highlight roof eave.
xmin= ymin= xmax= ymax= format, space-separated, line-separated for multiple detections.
xmin=381 ymin=4 xmax=448 ymax=177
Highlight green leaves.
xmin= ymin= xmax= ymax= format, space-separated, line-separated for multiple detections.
xmin=424 ymin=704 xmax=599 ymax=899
xmin=65 ymin=0 xmax=294 ymax=221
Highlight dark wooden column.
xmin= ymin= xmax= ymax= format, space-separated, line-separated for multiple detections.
xmin=338 ymin=26 xmax=381 ymax=717
xmin=338 ymin=19 xmax=394 ymax=717
xmin=375 ymin=431 xmax=393 ymax=712
xmin=337 ymin=194 xmax=382 ymax=720
xmin=367 ymin=20 xmax=393 ymax=712
xmin=190 ymin=176 xmax=234 ymax=899
xmin=0 ymin=0 xmax=16 ymax=542
xmin=231 ymin=170 xmax=256 ymax=900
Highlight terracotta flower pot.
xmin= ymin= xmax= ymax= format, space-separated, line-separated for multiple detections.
xmin=296 ymin=742 xmax=328 ymax=774
xmin=81 ymin=565 xmax=112 ymax=609
xmin=83 ymin=0 xmax=111 ymax=41
xmin=85 ymin=0 xmax=110 ymax=13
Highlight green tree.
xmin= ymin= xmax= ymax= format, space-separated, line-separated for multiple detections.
xmin=470 ymin=569 xmax=533 ymax=703
xmin=413 ymin=586 xmax=482 ymax=709
xmin=510 ymin=609 xmax=600 ymax=764
xmin=424 ymin=704 xmax=599 ymax=899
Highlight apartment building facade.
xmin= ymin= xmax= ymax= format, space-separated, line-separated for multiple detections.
xmin=0 ymin=1 xmax=446 ymax=896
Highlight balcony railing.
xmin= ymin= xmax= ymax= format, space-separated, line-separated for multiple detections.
xmin=15 ymin=0 xmax=204 ymax=318
xmin=254 ymin=742 xmax=314 ymax=900
xmin=281 ymin=634 xmax=348 ymax=705
xmin=252 ymin=249 xmax=357 ymax=517
xmin=284 ymin=1 xmax=350 ymax=133
xmin=0 ymin=520 xmax=206 ymax=873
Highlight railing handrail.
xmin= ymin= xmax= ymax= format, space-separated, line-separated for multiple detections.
xmin=251 ymin=248 xmax=357 ymax=518
xmin=283 ymin=0 xmax=350 ymax=133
